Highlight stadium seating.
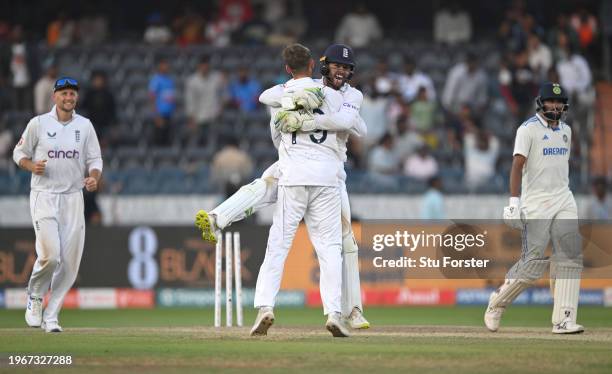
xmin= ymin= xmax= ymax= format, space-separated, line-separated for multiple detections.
xmin=0 ymin=43 xmax=589 ymax=195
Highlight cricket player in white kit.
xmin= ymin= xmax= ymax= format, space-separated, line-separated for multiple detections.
xmin=485 ymin=82 xmax=584 ymax=334
xmin=195 ymin=44 xmax=370 ymax=330
xmin=13 ymin=77 xmax=103 ymax=333
xmin=246 ymin=44 xmax=350 ymax=337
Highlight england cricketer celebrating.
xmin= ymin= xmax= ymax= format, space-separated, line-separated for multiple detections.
xmin=247 ymin=43 xmax=348 ymax=337
xmin=195 ymin=44 xmax=370 ymax=330
xmin=13 ymin=77 xmax=103 ymax=333
xmin=485 ymin=82 xmax=584 ymax=334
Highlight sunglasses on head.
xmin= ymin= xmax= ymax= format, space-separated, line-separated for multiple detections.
xmin=54 ymin=78 xmax=79 ymax=90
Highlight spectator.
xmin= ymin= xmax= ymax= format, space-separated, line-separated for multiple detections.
xmin=394 ymin=114 xmax=424 ymax=161
xmin=570 ymin=8 xmax=598 ymax=52
xmin=403 ymin=145 xmax=438 ymax=181
xmin=265 ymin=0 xmax=307 ymax=46
xmin=219 ymin=0 xmax=253 ymax=30
xmin=81 ymin=70 xmax=116 ymax=147
xmin=585 ymin=177 xmax=612 ymax=220
xmin=434 ymin=1 xmax=472 ymax=45
xmin=442 ymin=53 xmax=488 ymax=115
xmin=77 ymin=10 xmax=108 ymax=46
xmin=335 ymin=3 xmax=382 ymax=48
xmin=463 ymin=122 xmax=499 ymax=190
xmin=360 ymin=81 xmax=390 ymax=149
xmin=46 ymin=12 xmax=75 ymax=48
xmin=206 ymin=7 xmax=233 ymax=47
xmin=527 ymin=33 xmax=552 ymax=79
xmin=396 ymin=57 xmax=436 ymax=103
xmin=33 ymin=60 xmax=57 ymax=114
xmin=211 ymin=136 xmax=254 ymax=197
xmin=185 ymin=56 xmax=225 ymax=143
xmin=149 ymin=59 xmax=176 ymax=146
xmin=369 ymin=59 xmax=396 ymax=95
xmin=0 ymin=20 xmax=10 ymax=42
xmin=497 ymin=5 xmax=527 ymax=52
xmin=547 ymin=14 xmax=580 ymax=53
xmin=229 ymin=66 xmax=261 ymax=112
xmin=173 ymin=6 xmax=205 ymax=46
xmin=499 ymin=49 xmax=538 ymax=121
xmin=0 ymin=119 xmax=12 ymax=170
xmin=262 ymin=0 xmax=286 ymax=25
xmin=368 ymin=133 xmax=399 ymax=175
xmin=144 ymin=12 xmax=173 ymax=45
xmin=235 ymin=3 xmax=271 ymax=45
xmin=445 ymin=104 xmax=474 ymax=151
xmin=9 ymin=26 xmax=35 ymax=112
xmin=410 ymin=86 xmax=437 ymax=132
xmin=421 ymin=176 xmax=445 ymax=220
xmin=0 ymin=76 xmax=10 ymax=114
xmin=555 ymin=32 xmax=592 ymax=103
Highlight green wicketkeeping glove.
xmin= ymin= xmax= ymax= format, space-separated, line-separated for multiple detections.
xmin=274 ymin=110 xmax=315 ymax=133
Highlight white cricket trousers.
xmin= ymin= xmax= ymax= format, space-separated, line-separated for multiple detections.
xmin=28 ymin=190 xmax=85 ymax=323
xmin=254 ymin=185 xmax=343 ymax=315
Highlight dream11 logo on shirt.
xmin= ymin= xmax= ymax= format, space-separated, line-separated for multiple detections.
xmin=48 ymin=149 xmax=80 ymax=159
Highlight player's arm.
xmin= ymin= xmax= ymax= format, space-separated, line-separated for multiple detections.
xmin=259 ymin=85 xmax=284 ymax=108
xmin=13 ymin=117 xmax=45 ymax=175
xmin=268 ymin=107 xmax=281 ymax=149
xmin=509 ymin=154 xmax=526 ymax=199
xmin=84 ymin=122 xmax=103 ymax=191
xmin=509 ymin=125 xmax=530 ymax=200
xmin=312 ymin=90 xmax=366 ymax=135
xmin=348 ymin=116 xmax=367 ymax=137
xmin=503 ymin=125 xmax=530 ymax=229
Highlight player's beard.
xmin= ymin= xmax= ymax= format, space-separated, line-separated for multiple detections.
xmin=326 ymin=73 xmax=347 ymax=90
xmin=59 ymin=101 xmax=76 ymax=113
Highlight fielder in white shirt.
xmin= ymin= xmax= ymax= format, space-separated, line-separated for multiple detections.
xmin=250 ymin=43 xmax=349 ymax=337
xmin=195 ymin=44 xmax=369 ymax=334
xmin=485 ymin=82 xmax=584 ymax=334
xmin=13 ymin=77 xmax=103 ymax=333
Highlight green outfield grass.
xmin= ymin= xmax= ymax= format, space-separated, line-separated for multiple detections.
xmin=0 ymin=307 xmax=611 ymax=373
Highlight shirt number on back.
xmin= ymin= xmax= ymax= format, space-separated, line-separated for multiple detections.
xmin=290 ymin=108 xmax=327 ymax=144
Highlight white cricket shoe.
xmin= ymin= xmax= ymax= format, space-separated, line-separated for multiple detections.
xmin=326 ymin=312 xmax=350 ymax=337
xmin=250 ymin=307 xmax=274 ymax=336
xmin=347 ymin=307 xmax=370 ymax=329
xmin=41 ymin=321 xmax=63 ymax=333
xmin=552 ymin=318 xmax=584 ymax=334
xmin=484 ymin=292 xmax=505 ymax=332
xmin=25 ymin=296 xmax=43 ymax=327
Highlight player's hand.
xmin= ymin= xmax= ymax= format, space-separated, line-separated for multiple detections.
xmin=84 ymin=177 xmax=98 ymax=192
xmin=32 ymin=160 xmax=47 ymax=175
xmin=274 ymin=110 xmax=315 ymax=133
xmin=502 ymin=197 xmax=523 ymax=230
xmin=293 ymin=87 xmax=324 ymax=110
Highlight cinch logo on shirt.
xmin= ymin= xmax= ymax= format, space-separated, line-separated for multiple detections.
xmin=48 ymin=149 xmax=80 ymax=159
xmin=543 ymin=147 xmax=568 ymax=156
xmin=342 ymin=102 xmax=358 ymax=110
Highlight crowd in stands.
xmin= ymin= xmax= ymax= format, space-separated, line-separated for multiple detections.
xmin=0 ymin=0 xmax=607 ymax=197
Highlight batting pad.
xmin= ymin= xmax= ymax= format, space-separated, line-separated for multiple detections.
xmin=341 ymin=232 xmax=362 ymax=316
xmin=488 ymin=278 xmax=533 ymax=309
xmin=552 ymin=266 xmax=582 ymax=325
xmin=212 ymin=178 xmax=268 ymax=229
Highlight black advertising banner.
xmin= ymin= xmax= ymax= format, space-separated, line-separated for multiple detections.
xmin=0 ymin=223 xmax=268 ymax=289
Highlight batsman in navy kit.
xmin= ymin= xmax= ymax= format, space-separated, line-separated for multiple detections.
xmin=485 ymin=82 xmax=584 ymax=334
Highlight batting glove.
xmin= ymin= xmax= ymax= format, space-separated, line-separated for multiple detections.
xmin=503 ymin=197 xmax=524 ymax=230
xmin=274 ymin=110 xmax=315 ymax=133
